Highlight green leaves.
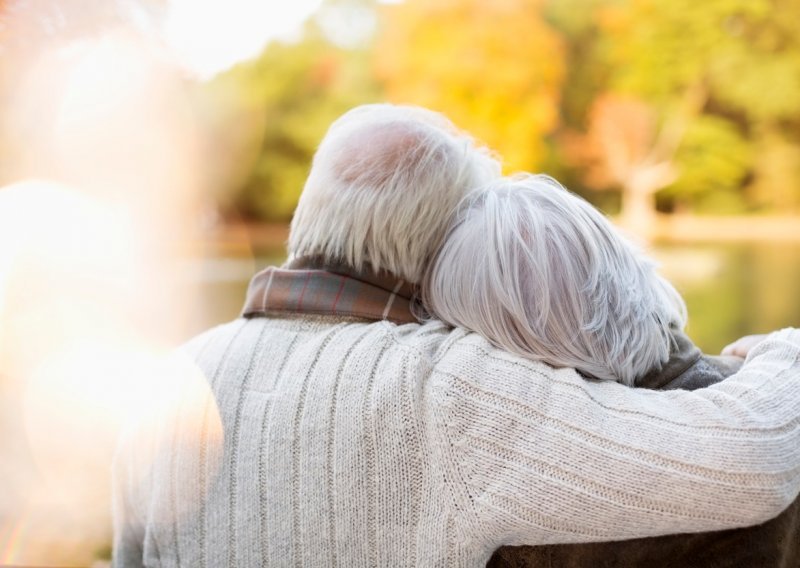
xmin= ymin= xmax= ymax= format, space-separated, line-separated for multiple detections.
xmin=205 ymin=16 xmax=380 ymax=221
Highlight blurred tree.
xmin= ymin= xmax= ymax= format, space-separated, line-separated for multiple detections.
xmin=592 ymin=0 xmax=800 ymax=213
xmin=204 ymin=5 xmax=380 ymax=222
xmin=748 ymin=123 xmax=800 ymax=211
xmin=666 ymin=115 xmax=751 ymax=213
xmin=544 ymin=0 xmax=612 ymax=131
xmin=539 ymin=0 xmax=616 ymax=202
xmin=375 ymin=0 xmax=565 ymax=172
xmin=561 ymin=94 xmax=679 ymax=235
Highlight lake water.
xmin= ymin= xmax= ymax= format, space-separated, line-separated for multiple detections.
xmin=194 ymin=241 xmax=800 ymax=355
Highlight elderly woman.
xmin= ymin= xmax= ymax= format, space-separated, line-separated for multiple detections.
xmin=425 ymin=173 xmax=741 ymax=390
xmin=425 ymin=173 xmax=799 ymax=567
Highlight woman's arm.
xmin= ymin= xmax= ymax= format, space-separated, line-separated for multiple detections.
xmin=431 ymin=328 xmax=800 ymax=547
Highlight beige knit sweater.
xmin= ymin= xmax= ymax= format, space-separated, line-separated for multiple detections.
xmin=112 ymin=316 xmax=800 ymax=567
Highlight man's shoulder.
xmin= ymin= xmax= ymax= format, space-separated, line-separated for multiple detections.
xmin=177 ymin=315 xmax=577 ymax=388
xmin=176 ymin=315 xmax=456 ymax=367
xmin=179 ymin=319 xmax=245 ymax=357
xmin=425 ymin=326 xmax=582 ymax=397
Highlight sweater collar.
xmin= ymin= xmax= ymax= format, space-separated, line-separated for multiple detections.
xmin=242 ymin=257 xmax=421 ymax=324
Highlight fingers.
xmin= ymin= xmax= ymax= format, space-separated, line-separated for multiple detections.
xmin=721 ymin=340 xmax=740 ymax=357
xmin=721 ymin=334 xmax=769 ymax=358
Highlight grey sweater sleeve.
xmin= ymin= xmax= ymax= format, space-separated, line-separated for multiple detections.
xmin=635 ymin=329 xmax=744 ymax=391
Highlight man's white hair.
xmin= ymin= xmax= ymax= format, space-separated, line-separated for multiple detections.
xmin=424 ymin=174 xmax=688 ymax=385
xmin=288 ymin=104 xmax=501 ymax=283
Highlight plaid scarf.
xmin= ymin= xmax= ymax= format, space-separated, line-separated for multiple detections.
xmin=242 ymin=257 xmax=420 ymax=324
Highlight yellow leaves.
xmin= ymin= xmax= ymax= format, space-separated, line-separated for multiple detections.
xmin=375 ymin=0 xmax=564 ymax=171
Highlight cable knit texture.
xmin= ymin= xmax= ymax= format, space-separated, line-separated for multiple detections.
xmin=112 ymin=318 xmax=800 ymax=567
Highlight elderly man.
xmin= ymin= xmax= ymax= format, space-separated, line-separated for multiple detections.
xmin=113 ymin=104 xmax=800 ymax=567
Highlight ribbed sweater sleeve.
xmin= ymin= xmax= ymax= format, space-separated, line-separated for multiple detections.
xmin=432 ymin=328 xmax=800 ymax=548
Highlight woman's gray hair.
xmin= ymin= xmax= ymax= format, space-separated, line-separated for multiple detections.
xmin=424 ymin=174 xmax=687 ymax=385
xmin=289 ymin=104 xmax=501 ymax=284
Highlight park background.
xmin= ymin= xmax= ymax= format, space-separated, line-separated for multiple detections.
xmin=1 ymin=0 xmax=800 ymax=564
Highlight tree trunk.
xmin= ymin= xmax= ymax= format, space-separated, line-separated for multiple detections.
xmin=621 ymin=181 xmax=657 ymax=241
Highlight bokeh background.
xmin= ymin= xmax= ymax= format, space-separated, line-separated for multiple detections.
xmin=1 ymin=0 xmax=799 ymax=564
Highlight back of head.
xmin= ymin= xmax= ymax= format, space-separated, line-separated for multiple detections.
xmin=425 ymin=174 xmax=687 ymax=385
xmin=288 ymin=104 xmax=501 ymax=284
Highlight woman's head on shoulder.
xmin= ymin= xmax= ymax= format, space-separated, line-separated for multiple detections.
xmin=424 ymin=173 xmax=686 ymax=386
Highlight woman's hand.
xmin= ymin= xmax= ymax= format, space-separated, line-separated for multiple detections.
xmin=721 ymin=334 xmax=769 ymax=358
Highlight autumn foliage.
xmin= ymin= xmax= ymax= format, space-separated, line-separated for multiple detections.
xmin=375 ymin=0 xmax=564 ymax=172
xmin=200 ymin=0 xmax=800 ymax=224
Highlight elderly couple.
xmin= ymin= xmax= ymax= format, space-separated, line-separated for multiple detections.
xmin=113 ymin=104 xmax=800 ymax=567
